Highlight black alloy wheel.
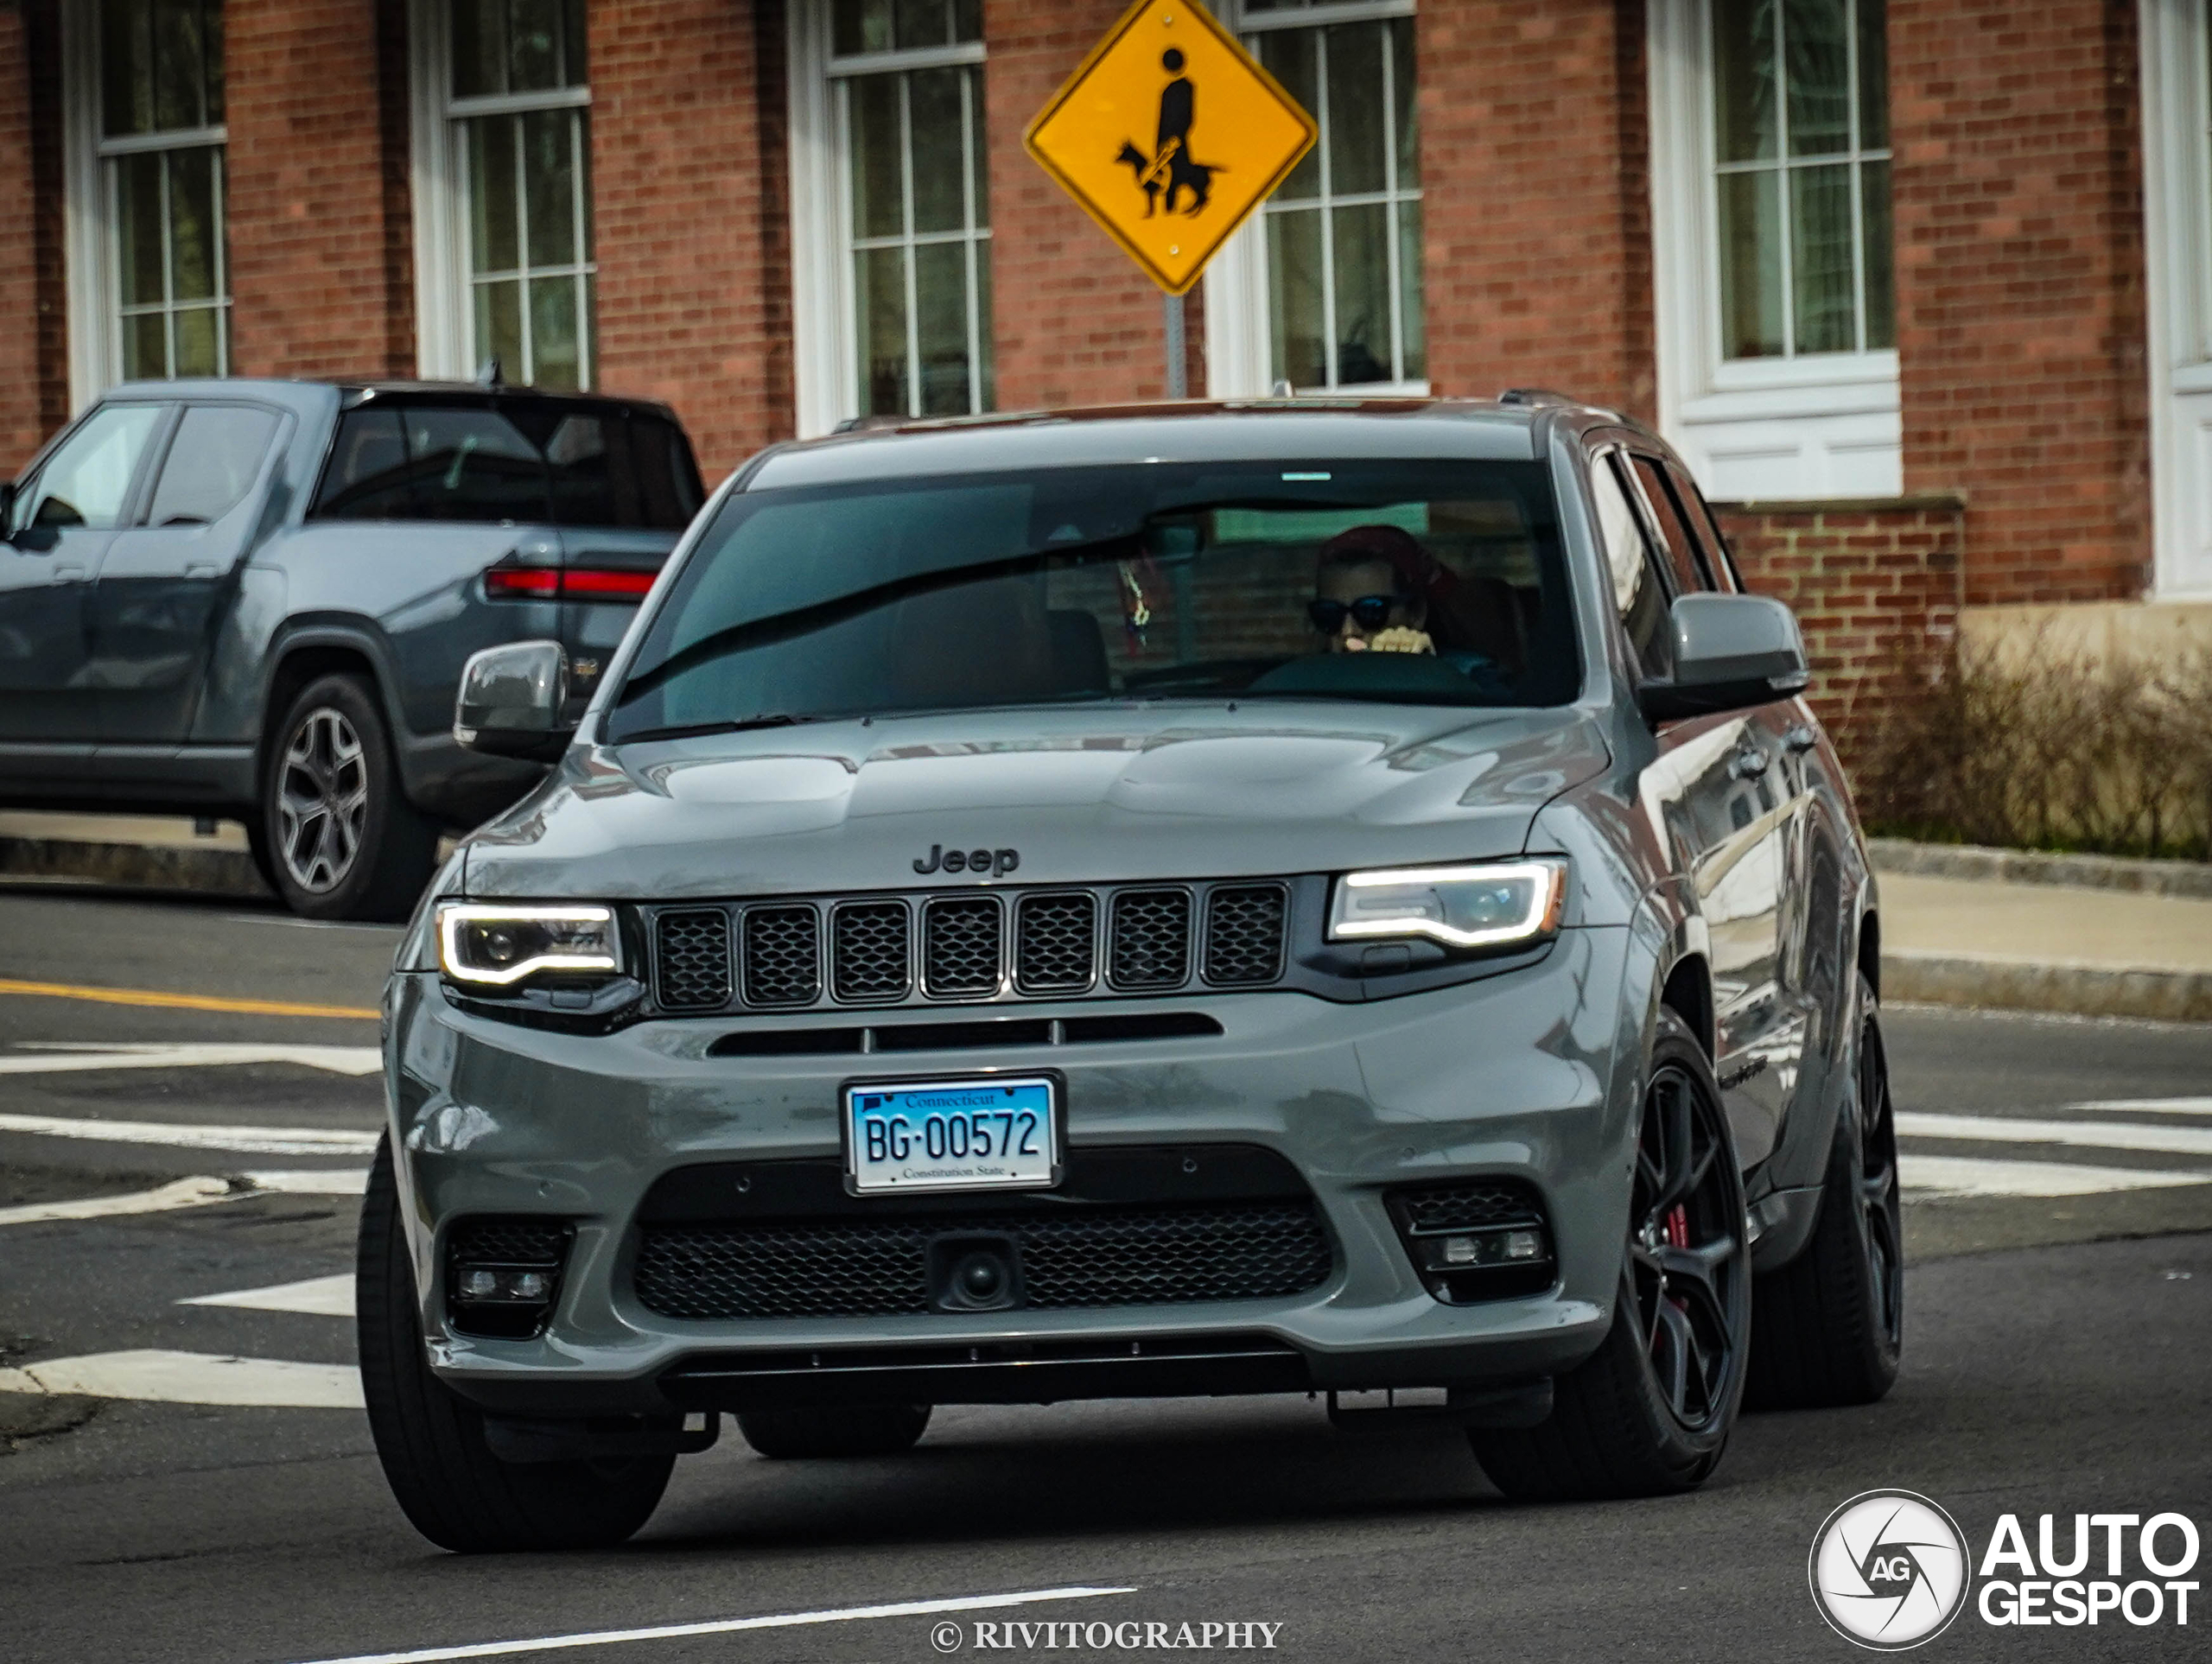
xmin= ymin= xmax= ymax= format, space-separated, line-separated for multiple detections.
xmin=1627 ymin=1051 xmax=1751 ymax=1434
xmin=1745 ymin=970 xmax=1904 ymax=1408
xmin=1471 ymin=1007 xmax=1751 ymax=1500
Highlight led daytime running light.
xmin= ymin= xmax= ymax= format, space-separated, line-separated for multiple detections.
xmin=1331 ymin=861 xmax=1567 ymax=949
xmin=436 ymin=903 xmax=620 ymax=987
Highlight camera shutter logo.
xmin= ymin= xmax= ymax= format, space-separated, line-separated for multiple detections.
xmin=1808 ymin=1490 xmax=1972 ymax=1649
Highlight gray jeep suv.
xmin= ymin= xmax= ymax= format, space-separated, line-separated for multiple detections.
xmin=363 ymin=397 xmax=1903 ymax=1552
xmin=0 ymin=379 xmax=703 ymax=918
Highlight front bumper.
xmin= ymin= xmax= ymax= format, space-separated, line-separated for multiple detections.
xmin=384 ymin=925 xmax=1640 ymax=1419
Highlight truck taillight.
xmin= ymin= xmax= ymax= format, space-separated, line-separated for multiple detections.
xmin=485 ymin=566 xmax=657 ymax=600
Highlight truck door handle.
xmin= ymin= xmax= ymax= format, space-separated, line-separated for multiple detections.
xmin=54 ymin=564 xmax=88 ymax=582
xmin=1783 ymin=723 xmax=1819 ymax=754
xmin=1728 ymin=745 xmax=1770 ymax=781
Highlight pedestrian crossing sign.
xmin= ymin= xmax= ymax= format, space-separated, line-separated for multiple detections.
xmin=1024 ymin=0 xmax=1319 ymax=296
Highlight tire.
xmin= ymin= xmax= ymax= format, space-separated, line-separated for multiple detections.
xmin=1471 ymin=1008 xmax=1751 ymax=1502
xmin=263 ymin=673 xmax=438 ymax=922
xmin=736 ymin=1403 xmax=932 ymax=1459
xmin=1744 ymin=971 xmax=1904 ymax=1410
xmin=356 ymin=1136 xmax=673 ymax=1553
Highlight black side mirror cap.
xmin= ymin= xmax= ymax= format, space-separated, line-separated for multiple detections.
xmin=454 ymin=639 xmax=576 ymax=763
xmin=1637 ymin=593 xmax=1809 ymax=722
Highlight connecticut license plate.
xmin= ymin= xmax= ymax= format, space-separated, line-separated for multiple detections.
xmin=844 ymin=1075 xmax=1060 ymax=1195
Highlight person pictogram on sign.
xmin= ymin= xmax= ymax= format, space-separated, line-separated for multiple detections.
xmin=1112 ymin=48 xmax=1218 ymax=217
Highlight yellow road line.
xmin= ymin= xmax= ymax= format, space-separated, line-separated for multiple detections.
xmin=0 ymin=978 xmax=378 ymax=1020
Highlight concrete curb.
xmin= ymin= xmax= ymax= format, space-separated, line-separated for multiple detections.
xmin=0 ymin=834 xmax=270 ymax=901
xmin=1884 ymin=949 xmax=2212 ymax=1024
xmin=1868 ymin=837 xmax=2212 ymax=899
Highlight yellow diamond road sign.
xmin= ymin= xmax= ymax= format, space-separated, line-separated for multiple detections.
xmin=1025 ymin=0 xmax=1318 ymax=297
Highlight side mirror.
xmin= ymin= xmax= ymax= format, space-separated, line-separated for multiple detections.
xmin=1637 ymin=593 xmax=1808 ymax=722
xmin=455 ymin=640 xmax=575 ymax=763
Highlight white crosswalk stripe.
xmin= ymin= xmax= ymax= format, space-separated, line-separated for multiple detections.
xmin=1901 ymin=1097 xmax=2212 ymax=1198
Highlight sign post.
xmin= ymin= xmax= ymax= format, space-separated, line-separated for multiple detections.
xmin=1025 ymin=0 xmax=1317 ymax=397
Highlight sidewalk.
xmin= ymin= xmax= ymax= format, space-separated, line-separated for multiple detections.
xmin=3 ymin=811 xmax=2209 ymax=1021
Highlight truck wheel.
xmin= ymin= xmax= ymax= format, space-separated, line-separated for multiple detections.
xmin=1471 ymin=1008 xmax=1751 ymax=1501
xmin=264 ymin=673 xmax=437 ymax=921
xmin=1744 ymin=971 xmax=1904 ymax=1409
xmin=736 ymin=1404 xmax=932 ymax=1459
xmin=356 ymin=1136 xmax=673 ymax=1553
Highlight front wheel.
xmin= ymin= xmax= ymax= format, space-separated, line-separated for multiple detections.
xmin=1471 ymin=1008 xmax=1751 ymax=1501
xmin=1745 ymin=970 xmax=1904 ymax=1409
xmin=356 ymin=1137 xmax=673 ymax=1553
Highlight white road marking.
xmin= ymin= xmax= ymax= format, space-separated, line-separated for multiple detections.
xmin=0 ymin=1349 xmax=363 ymax=1408
xmin=0 ymin=1175 xmax=233 ymax=1227
xmin=1896 ymin=1111 xmax=2212 ymax=1158
xmin=243 ymin=1168 xmax=372 ymax=1195
xmin=1901 ymin=1154 xmax=2212 ymax=1198
xmin=0 ymin=1112 xmax=378 ymax=1156
xmin=0 ymin=1042 xmax=382 ymax=1077
xmin=2066 ymin=1097 xmax=2212 ymax=1118
xmin=287 ymin=1587 xmax=1140 ymax=1664
xmin=181 ymin=1273 xmax=353 ymax=1317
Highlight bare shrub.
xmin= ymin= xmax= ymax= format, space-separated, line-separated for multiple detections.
xmin=1853 ymin=633 xmax=2212 ymax=861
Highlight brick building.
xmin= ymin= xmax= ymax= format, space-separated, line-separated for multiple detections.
xmin=4 ymin=0 xmax=2210 ymax=735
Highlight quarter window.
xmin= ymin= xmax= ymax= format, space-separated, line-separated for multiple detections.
xmin=1712 ymin=0 xmax=1892 ymax=359
xmin=1630 ymin=454 xmax=1716 ymax=594
xmin=832 ymin=0 xmax=994 ymax=417
xmin=1245 ymin=0 xmax=1424 ymax=390
xmin=97 ymin=0 xmax=231 ymax=380
xmin=1593 ymin=455 xmax=1674 ymax=683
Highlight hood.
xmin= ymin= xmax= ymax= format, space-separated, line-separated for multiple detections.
xmin=463 ymin=702 xmax=1610 ymax=900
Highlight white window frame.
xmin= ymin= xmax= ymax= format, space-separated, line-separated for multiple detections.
xmin=1649 ymin=0 xmax=1901 ymax=500
xmin=787 ymin=2 xmax=990 ymax=437
xmin=60 ymin=3 xmax=231 ymax=410
xmin=2143 ymin=0 xmax=2212 ymax=596
xmin=408 ymin=0 xmax=597 ymax=386
xmin=1205 ymin=0 xmax=1427 ymax=399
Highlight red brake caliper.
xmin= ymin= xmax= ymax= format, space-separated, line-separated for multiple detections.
xmin=1664 ymin=1205 xmax=1689 ymax=1250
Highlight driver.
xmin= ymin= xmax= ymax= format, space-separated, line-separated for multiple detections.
xmin=1308 ymin=524 xmax=1440 ymax=655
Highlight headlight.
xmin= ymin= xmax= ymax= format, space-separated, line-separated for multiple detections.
xmin=436 ymin=903 xmax=621 ymax=987
xmin=1328 ymin=860 xmax=1567 ymax=950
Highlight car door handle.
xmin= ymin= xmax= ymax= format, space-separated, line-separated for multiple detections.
xmin=1783 ymin=723 xmax=1820 ymax=754
xmin=54 ymin=563 xmax=88 ymax=582
xmin=1728 ymin=745 xmax=1770 ymax=781
xmin=185 ymin=562 xmax=219 ymax=579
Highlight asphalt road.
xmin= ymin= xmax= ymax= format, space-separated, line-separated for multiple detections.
xmin=1 ymin=883 xmax=2207 ymax=1664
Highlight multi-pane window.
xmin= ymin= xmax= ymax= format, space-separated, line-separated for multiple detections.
xmin=1246 ymin=0 xmax=1423 ymax=391
xmin=1712 ymin=0 xmax=1892 ymax=359
xmin=833 ymin=0 xmax=993 ymax=417
xmin=99 ymin=0 xmax=229 ymax=379
xmin=444 ymin=0 xmax=596 ymax=388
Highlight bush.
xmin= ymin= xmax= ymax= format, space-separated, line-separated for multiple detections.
xmin=1851 ymin=636 xmax=2212 ymax=861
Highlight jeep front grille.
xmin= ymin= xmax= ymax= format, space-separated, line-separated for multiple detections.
xmin=648 ymin=880 xmax=1291 ymax=1014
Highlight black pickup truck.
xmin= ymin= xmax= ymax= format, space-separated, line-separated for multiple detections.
xmin=0 ymin=378 xmax=703 ymax=918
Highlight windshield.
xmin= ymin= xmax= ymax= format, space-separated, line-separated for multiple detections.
xmin=606 ymin=458 xmax=1577 ymax=744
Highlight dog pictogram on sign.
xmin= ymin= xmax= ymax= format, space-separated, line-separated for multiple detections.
xmin=1025 ymin=0 xmax=1316 ymax=295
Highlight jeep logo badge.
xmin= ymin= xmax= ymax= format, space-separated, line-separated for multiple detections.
xmin=913 ymin=844 xmax=1020 ymax=877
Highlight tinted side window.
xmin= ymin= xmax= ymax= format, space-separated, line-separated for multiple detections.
xmin=148 ymin=406 xmax=281 ymax=526
xmin=1592 ymin=454 xmax=1673 ymax=682
xmin=1662 ymin=460 xmax=1742 ymax=593
xmin=310 ymin=405 xmax=551 ymax=524
xmin=630 ymin=415 xmax=704 ymax=528
xmin=537 ymin=410 xmax=703 ymax=530
xmin=1630 ymin=454 xmax=1715 ymax=594
xmin=15 ymin=403 xmax=168 ymax=531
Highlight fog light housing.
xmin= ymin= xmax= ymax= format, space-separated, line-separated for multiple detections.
xmin=1386 ymin=1179 xmax=1556 ymax=1305
xmin=446 ymin=1216 xmax=574 ymax=1339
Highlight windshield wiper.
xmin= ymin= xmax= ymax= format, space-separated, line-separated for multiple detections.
xmin=615 ymin=713 xmax=812 ymax=744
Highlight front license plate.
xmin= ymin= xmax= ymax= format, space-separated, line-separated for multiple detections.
xmin=844 ymin=1075 xmax=1060 ymax=1195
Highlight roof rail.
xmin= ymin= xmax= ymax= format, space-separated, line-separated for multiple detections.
xmin=1497 ymin=387 xmax=1584 ymax=407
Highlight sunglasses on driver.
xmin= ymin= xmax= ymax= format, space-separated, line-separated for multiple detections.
xmin=1307 ymin=594 xmax=1409 ymax=635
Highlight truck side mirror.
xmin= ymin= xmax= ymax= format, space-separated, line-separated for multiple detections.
xmin=455 ymin=639 xmax=575 ymax=763
xmin=1637 ymin=594 xmax=1809 ymax=722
